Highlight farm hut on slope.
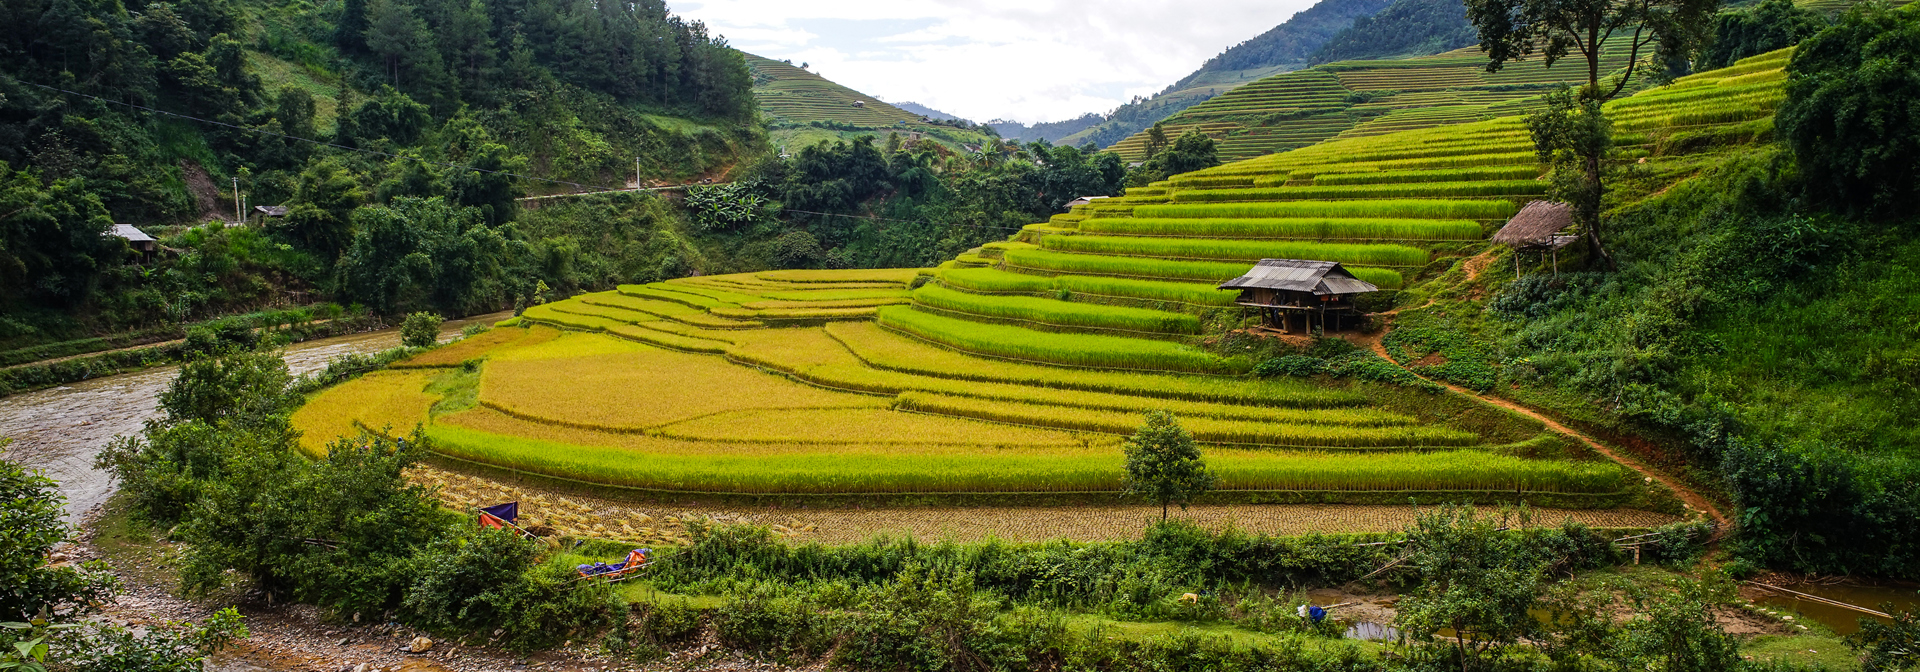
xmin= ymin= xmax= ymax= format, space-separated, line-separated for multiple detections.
xmin=1494 ymin=200 xmax=1580 ymax=276
xmin=1218 ymin=259 xmax=1378 ymax=334
xmin=108 ymin=224 xmax=157 ymax=262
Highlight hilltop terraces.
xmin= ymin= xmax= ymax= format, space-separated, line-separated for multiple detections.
xmin=1106 ymin=42 xmax=1645 ymax=162
xmin=894 ymin=48 xmax=1791 ymax=374
xmin=744 ymin=54 xmax=963 ymax=132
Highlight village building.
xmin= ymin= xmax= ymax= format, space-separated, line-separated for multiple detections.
xmin=1493 ymin=200 xmax=1580 ymax=276
xmin=1218 ymin=259 xmax=1379 ymax=333
xmin=108 ymin=224 xmax=157 ymax=263
xmin=1062 ymin=195 xmax=1110 ymax=210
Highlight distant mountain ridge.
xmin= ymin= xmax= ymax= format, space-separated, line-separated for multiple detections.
xmin=1053 ymin=0 xmax=1395 ymax=149
xmin=893 ymin=101 xmax=965 ymax=122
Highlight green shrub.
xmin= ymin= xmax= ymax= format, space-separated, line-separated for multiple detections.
xmin=401 ymin=312 xmax=445 ymax=348
xmin=1254 ymin=355 xmax=1324 ymax=377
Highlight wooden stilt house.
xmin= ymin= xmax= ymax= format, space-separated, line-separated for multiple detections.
xmin=1493 ymin=200 xmax=1580 ymax=276
xmin=1217 ymin=259 xmax=1379 ymax=333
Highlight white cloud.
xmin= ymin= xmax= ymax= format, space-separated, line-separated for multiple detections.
xmin=678 ymin=0 xmax=1320 ymax=123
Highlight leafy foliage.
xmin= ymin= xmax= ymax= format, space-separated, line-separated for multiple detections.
xmin=0 ymin=451 xmax=116 ymax=621
xmin=1700 ymin=0 xmax=1826 ymax=69
xmin=1777 ymin=2 xmax=1920 ymax=219
xmin=1395 ymin=505 xmax=1547 ymax=669
xmin=1122 ymin=411 xmax=1218 ymax=520
xmin=400 ymin=311 xmax=443 ymax=348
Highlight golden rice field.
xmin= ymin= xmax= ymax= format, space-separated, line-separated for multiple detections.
xmin=291 ymin=269 xmax=1652 ymax=522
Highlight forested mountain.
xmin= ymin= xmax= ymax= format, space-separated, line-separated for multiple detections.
xmin=893 ymin=102 xmax=965 ymax=122
xmin=1055 ymin=0 xmax=1393 ymax=149
xmin=1306 ymin=0 xmax=1478 ymax=64
xmin=0 ymin=0 xmax=761 ymax=345
xmin=742 ymin=54 xmax=996 ymax=153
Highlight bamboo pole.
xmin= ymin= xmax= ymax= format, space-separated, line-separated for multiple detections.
xmin=1748 ymin=583 xmax=1892 ymax=619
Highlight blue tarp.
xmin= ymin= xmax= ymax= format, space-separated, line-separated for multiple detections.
xmin=479 ymin=502 xmax=518 ymax=524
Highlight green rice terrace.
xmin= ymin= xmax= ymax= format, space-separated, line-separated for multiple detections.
xmin=293 ymin=48 xmax=1793 ymax=540
xmin=1105 ymin=41 xmax=1651 ymax=162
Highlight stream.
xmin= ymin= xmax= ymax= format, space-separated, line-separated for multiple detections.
xmin=0 ymin=312 xmax=508 ymax=522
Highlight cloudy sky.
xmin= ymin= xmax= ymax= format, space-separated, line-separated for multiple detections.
xmin=675 ymin=0 xmax=1320 ymax=124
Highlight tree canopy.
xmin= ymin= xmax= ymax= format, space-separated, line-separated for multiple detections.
xmin=1777 ymin=2 xmax=1920 ymax=220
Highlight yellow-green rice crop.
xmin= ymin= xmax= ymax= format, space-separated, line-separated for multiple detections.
xmin=1311 ymin=166 xmax=1542 ymax=185
xmin=423 ymin=419 xmax=1623 ymax=494
xmin=895 ymin=392 xmax=1478 ymax=448
xmin=393 ymin=326 xmax=541 ymax=368
xmin=824 ymin=321 xmax=1359 ymax=406
xmin=654 ymin=407 xmax=1090 ymax=446
xmin=1168 ymin=181 xmax=1547 ymax=202
xmin=292 ymin=369 xmax=441 ymax=456
xmin=756 ymin=269 xmax=920 ymax=284
xmin=911 ymin=285 xmax=1201 ymax=335
xmin=742 ymin=298 xmax=911 ymax=309
xmin=711 ymin=306 xmax=881 ymax=321
xmin=478 ymin=333 xmax=878 ymax=431
xmin=1133 ymin=199 xmax=1520 ymax=220
xmin=1054 ymin=276 xmax=1242 ymax=306
xmin=876 ymin=306 xmax=1246 ymax=374
xmin=1003 ymin=250 xmax=1403 ymax=288
xmin=602 ymin=324 xmax=732 ymax=353
xmin=617 ymin=284 xmax=735 ymax=309
xmin=1075 ymin=217 xmax=1485 ymax=241
xmin=937 ymin=268 xmax=1057 ymax=294
xmin=1041 ymin=236 xmax=1431 ymax=267
xmin=754 ymin=288 xmax=912 ymax=302
xmin=575 ymin=292 xmax=762 ymax=329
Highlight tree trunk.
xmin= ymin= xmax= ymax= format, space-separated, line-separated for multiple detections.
xmin=1588 ymin=23 xmax=1602 ymax=94
xmin=1583 ymin=152 xmax=1618 ymax=270
xmin=1161 ymin=501 xmax=1168 ymax=522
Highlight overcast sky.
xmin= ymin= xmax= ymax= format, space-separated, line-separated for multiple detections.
xmin=675 ymin=0 xmax=1320 ymax=124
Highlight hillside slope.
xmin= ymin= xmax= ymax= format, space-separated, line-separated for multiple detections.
xmin=743 ymin=54 xmax=995 ymax=151
xmin=1055 ymin=0 xmax=1394 ymax=149
xmin=1103 ymin=41 xmax=1644 ymax=163
xmin=1307 ymin=0 xmax=1478 ymax=64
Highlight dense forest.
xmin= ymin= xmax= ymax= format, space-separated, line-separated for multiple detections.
xmin=1307 ymin=0 xmax=1478 ymax=64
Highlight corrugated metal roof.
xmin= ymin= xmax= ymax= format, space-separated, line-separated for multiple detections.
xmin=108 ymin=224 xmax=154 ymax=243
xmin=1217 ymin=259 xmax=1378 ymax=296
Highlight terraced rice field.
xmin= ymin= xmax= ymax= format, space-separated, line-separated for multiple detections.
xmin=289 ymin=52 xmax=1793 ymax=536
xmin=1105 ymin=40 xmax=1648 ymax=162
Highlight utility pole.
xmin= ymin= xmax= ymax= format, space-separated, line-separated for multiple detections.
xmin=232 ymin=177 xmax=241 ymax=225
xmin=635 ymin=157 xmax=641 ymax=191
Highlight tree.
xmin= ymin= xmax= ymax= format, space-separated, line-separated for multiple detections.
xmin=1121 ymin=411 xmax=1216 ymax=521
xmin=1465 ymin=0 xmax=1719 ymax=102
xmin=1527 ymin=87 xmax=1616 ymax=268
xmin=1144 ymin=122 xmax=1170 ymax=159
xmin=400 ymin=311 xmax=442 ymax=347
xmin=1159 ymin=130 xmax=1221 ymax=176
xmin=1394 ymin=505 xmax=1545 ymax=671
xmin=1465 ymin=0 xmax=1720 ymax=269
xmin=1699 ymin=0 xmax=1825 ymax=69
xmin=0 ymin=450 xmax=117 ymax=620
xmin=1776 ymin=2 xmax=1920 ymax=220
xmin=0 ymin=166 xmax=121 ymax=307
xmin=281 ymin=159 xmax=365 ymax=260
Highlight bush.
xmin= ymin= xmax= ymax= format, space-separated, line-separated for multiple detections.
xmin=1777 ymin=2 xmax=1920 ymax=218
xmin=401 ymin=312 xmax=444 ymax=348
xmin=1254 ymin=355 xmax=1324 ymax=377
xmin=0 ymin=452 xmax=117 ymax=620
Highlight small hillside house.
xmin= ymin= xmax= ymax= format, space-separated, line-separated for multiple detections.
xmin=108 ymin=224 xmax=157 ymax=262
xmin=1218 ymin=259 xmax=1379 ymax=333
xmin=1062 ymin=195 xmax=1110 ymax=210
xmin=1493 ymin=200 xmax=1579 ymax=276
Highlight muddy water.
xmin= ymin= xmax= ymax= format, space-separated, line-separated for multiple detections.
xmin=0 ymin=313 xmax=508 ymax=522
xmin=1752 ymin=582 xmax=1920 ymax=636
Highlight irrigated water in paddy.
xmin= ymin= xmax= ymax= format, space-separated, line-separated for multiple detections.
xmin=0 ymin=312 xmax=507 ymax=522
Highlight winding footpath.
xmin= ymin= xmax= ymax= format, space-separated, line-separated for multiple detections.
xmin=1363 ymin=335 xmax=1729 ymax=530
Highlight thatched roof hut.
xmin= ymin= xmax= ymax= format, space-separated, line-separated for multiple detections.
xmin=1493 ymin=200 xmax=1576 ymax=249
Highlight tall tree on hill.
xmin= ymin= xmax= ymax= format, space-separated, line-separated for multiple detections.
xmin=1464 ymin=0 xmax=1719 ymax=269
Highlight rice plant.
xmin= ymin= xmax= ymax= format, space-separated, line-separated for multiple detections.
xmin=1169 ymin=181 xmax=1547 ymax=202
xmin=823 ymin=322 xmax=1365 ymax=407
xmin=1076 ymin=217 xmax=1486 ymax=241
xmin=1312 ymin=166 xmax=1543 ymax=185
xmin=911 ymin=285 xmax=1202 ymax=335
xmin=1134 ymin=199 xmax=1520 ymax=220
xmin=1041 ymin=236 xmax=1432 ymax=267
xmin=895 ymin=393 xmax=1475 ymax=447
xmin=875 ymin=306 xmax=1246 ymax=374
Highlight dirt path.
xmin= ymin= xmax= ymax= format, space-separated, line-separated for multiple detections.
xmin=1362 ymin=337 xmax=1727 ymax=529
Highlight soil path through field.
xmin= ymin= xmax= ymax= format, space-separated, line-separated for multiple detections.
xmin=1360 ymin=334 xmax=1728 ymax=529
